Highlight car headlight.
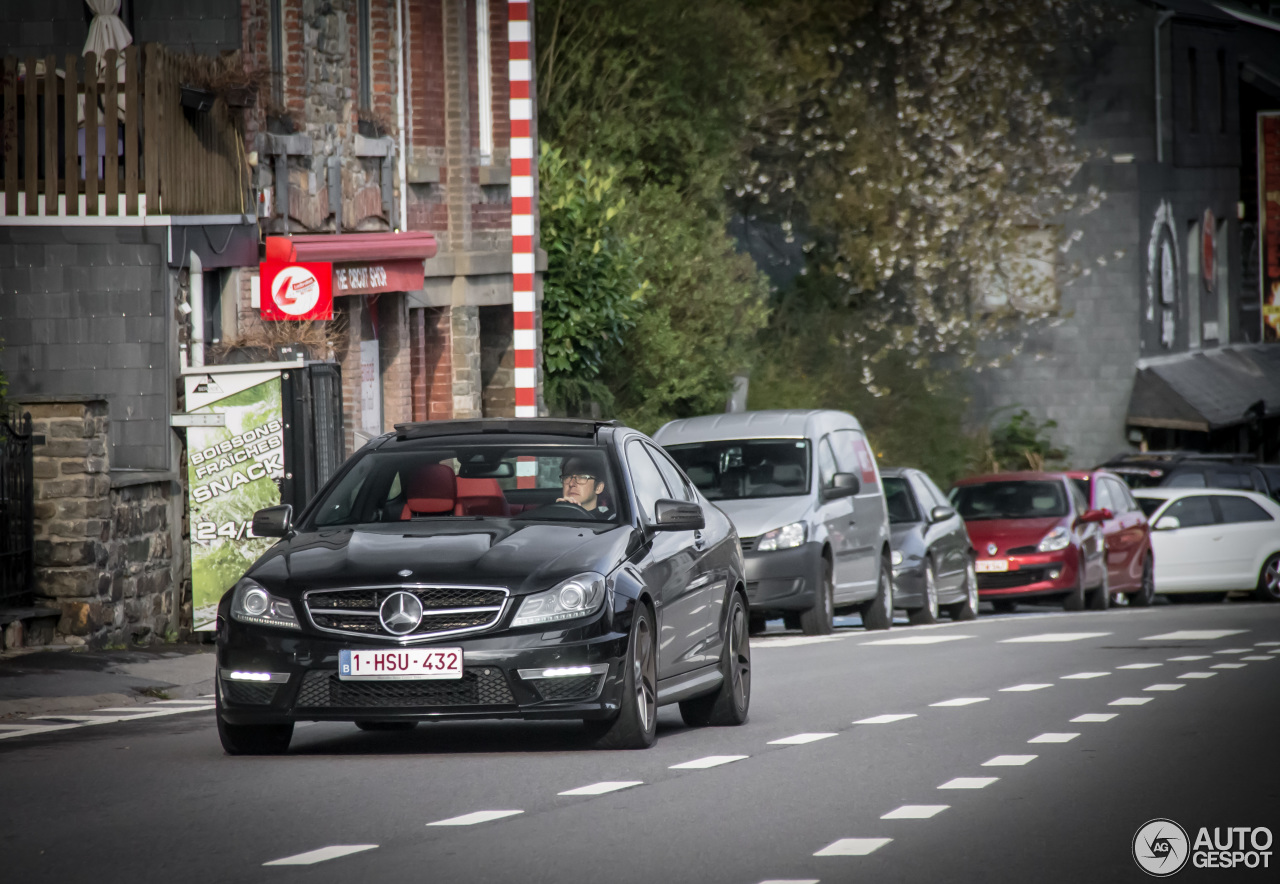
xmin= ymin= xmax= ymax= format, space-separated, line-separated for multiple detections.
xmin=891 ymin=550 xmax=904 ymax=567
xmin=757 ymin=521 xmax=807 ymax=552
xmin=512 ymin=572 xmax=607 ymax=628
xmin=1037 ymin=526 xmax=1071 ymax=553
xmin=230 ymin=579 xmax=300 ymax=630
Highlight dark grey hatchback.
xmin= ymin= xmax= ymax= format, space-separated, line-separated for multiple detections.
xmin=883 ymin=467 xmax=979 ymax=623
xmin=216 ymin=419 xmax=750 ymax=753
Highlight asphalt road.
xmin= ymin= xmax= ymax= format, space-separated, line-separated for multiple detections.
xmin=3 ymin=603 xmax=1279 ymax=884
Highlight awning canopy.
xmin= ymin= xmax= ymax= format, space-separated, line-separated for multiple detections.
xmin=1127 ymin=346 xmax=1280 ymax=432
xmin=265 ymin=232 xmax=437 ymax=264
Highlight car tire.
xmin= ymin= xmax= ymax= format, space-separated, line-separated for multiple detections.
xmin=1062 ymin=574 xmax=1085 ymax=611
xmin=908 ymin=561 xmax=940 ymax=625
xmin=215 ymin=686 xmax=293 ymax=756
xmin=1129 ymin=558 xmax=1155 ymax=607
xmin=589 ymin=602 xmax=658 ymax=750
xmin=355 ymin=721 xmax=416 ymax=732
xmin=1254 ymin=553 xmax=1280 ymax=602
xmin=679 ymin=592 xmax=751 ymax=727
xmin=1087 ymin=568 xmax=1110 ymax=611
xmin=945 ymin=559 xmax=979 ymax=621
xmin=860 ymin=558 xmax=894 ymax=631
xmin=799 ymin=559 xmax=835 ymax=636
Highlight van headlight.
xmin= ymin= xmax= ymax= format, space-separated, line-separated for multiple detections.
xmin=512 ymin=572 xmax=607 ymax=627
xmin=758 ymin=521 xmax=807 ymax=552
xmin=230 ymin=579 xmax=300 ymax=630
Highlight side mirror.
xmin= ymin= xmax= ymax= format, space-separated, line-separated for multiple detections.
xmin=823 ymin=472 xmax=860 ymax=500
xmin=653 ymin=499 xmax=705 ymax=531
xmin=252 ymin=504 xmax=293 ymax=538
xmin=1077 ymin=508 xmax=1109 ymax=524
xmin=929 ymin=505 xmax=955 ymax=524
xmin=1154 ymin=515 xmax=1181 ymax=531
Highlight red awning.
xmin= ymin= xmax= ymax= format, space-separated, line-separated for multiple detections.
xmin=265 ymin=232 xmax=438 ymax=263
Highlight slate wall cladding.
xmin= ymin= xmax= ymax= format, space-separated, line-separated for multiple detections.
xmin=0 ymin=226 xmax=173 ymax=472
xmin=0 ymin=0 xmax=241 ymax=59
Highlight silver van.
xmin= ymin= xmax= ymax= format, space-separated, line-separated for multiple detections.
xmin=654 ymin=410 xmax=893 ymax=635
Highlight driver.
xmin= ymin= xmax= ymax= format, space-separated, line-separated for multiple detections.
xmin=557 ymin=456 xmax=611 ymax=518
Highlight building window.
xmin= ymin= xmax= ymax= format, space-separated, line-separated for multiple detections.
xmin=358 ymin=0 xmax=372 ymax=111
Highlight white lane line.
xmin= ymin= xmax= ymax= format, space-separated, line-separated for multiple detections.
xmin=1214 ymin=648 xmax=1251 ymax=654
xmin=145 ymin=699 xmax=216 ymax=706
xmin=670 ymin=755 xmax=748 ymax=770
xmin=1072 ymin=713 xmax=1118 ymax=722
xmin=1143 ymin=684 xmax=1185 ymax=691
xmin=1000 ymin=683 xmax=1052 ymax=692
xmin=1117 ymin=663 xmax=1161 ymax=670
xmin=983 ymin=755 xmax=1037 ymax=766
xmin=769 ymin=733 xmax=837 ymax=745
xmin=758 ymin=880 xmax=819 ymax=884
xmin=1000 ymin=632 xmax=1111 ymax=643
xmin=263 ymin=845 xmax=377 ymax=866
xmin=882 ymin=805 xmax=949 ymax=819
xmin=89 ymin=706 xmax=216 ymax=716
xmin=1109 ymin=697 xmax=1153 ymax=706
xmin=199 ymin=693 xmax=215 ymax=698
xmin=0 ymin=724 xmax=81 ymax=740
xmin=1211 ymin=663 xmax=1246 ymax=669
xmin=814 ymin=837 xmax=892 ymax=856
xmin=939 ymin=777 xmax=999 ymax=789
xmin=1061 ymin=672 xmax=1109 ymax=680
xmin=1177 ymin=672 xmax=1218 ymax=679
xmin=1142 ymin=630 xmax=1246 ymax=640
xmin=930 ymin=697 xmax=989 ymax=707
xmin=1168 ymin=655 xmax=1210 ymax=661
xmin=427 ymin=810 xmax=523 ymax=826
xmin=854 ymin=714 xmax=917 ymax=724
xmin=1242 ymin=656 xmax=1274 ymax=661
xmin=862 ymin=635 xmax=974 ymax=646
xmin=559 ymin=781 xmax=642 ymax=796
xmin=1256 ymin=641 xmax=1280 ymax=646
xmin=754 ymin=635 xmax=849 ymax=648
xmin=1028 ymin=733 xmax=1079 ymax=743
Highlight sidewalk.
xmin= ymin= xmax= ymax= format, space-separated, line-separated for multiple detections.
xmin=0 ymin=642 xmax=216 ymax=721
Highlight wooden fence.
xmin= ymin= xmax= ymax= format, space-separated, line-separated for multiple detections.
xmin=0 ymin=45 xmax=246 ymax=218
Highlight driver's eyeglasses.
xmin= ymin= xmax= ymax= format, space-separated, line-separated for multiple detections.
xmin=561 ymin=474 xmax=597 ymax=484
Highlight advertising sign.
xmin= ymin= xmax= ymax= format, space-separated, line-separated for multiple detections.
xmin=185 ymin=370 xmax=285 ymax=631
xmin=260 ymin=261 xmax=334 ymax=321
xmin=1261 ymin=112 xmax=1280 ymax=343
xmin=334 ymin=259 xmax=424 ymax=296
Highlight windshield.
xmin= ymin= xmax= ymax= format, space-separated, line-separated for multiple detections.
xmin=664 ymin=439 xmax=810 ymax=501
xmin=952 ymin=480 xmax=1069 ymax=520
xmin=1136 ymin=497 xmax=1164 ymax=518
xmin=882 ymin=476 xmax=920 ymax=524
xmin=307 ymin=445 xmax=623 ymax=527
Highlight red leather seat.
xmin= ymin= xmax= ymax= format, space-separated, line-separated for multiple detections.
xmin=455 ymin=477 xmax=510 ymax=516
xmin=401 ymin=464 xmax=457 ymax=519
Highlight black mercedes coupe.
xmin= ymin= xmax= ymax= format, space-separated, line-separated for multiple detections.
xmin=215 ymin=418 xmax=750 ymax=753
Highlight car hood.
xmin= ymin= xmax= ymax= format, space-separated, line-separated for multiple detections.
xmin=890 ymin=522 xmax=923 ymax=546
xmin=962 ymin=517 xmax=1066 ymax=555
xmin=713 ymin=496 xmax=812 ymax=539
xmin=247 ymin=522 xmax=636 ymax=596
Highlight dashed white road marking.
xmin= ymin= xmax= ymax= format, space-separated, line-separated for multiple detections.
xmin=1028 ymin=733 xmax=1079 ymax=743
xmin=1117 ymin=663 xmax=1161 ymax=670
xmin=263 ymin=845 xmax=377 ymax=866
xmin=1214 ymin=648 xmax=1251 ymax=654
xmin=939 ymin=777 xmax=998 ymax=789
xmin=1142 ymin=630 xmax=1246 ymax=641
xmin=1242 ymin=656 xmax=1274 ymax=661
xmin=1061 ymin=672 xmax=1109 ymax=680
xmin=1143 ymin=684 xmax=1185 ymax=691
xmin=861 ymin=635 xmax=973 ymax=646
xmin=1210 ymin=663 xmax=1246 ymax=669
xmin=0 ymin=723 xmax=80 ymax=740
xmin=758 ymin=879 xmax=819 ymax=884
xmin=1168 ymin=655 xmax=1209 ymax=661
xmin=930 ymin=697 xmax=988 ymax=707
xmin=670 ymin=755 xmax=748 ymax=770
xmin=769 ymin=733 xmax=837 ymax=745
xmin=814 ymin=837 xmax=892 ymax=856
xmin=1072 ymin=713 xmax=1118 ymax=722
xmin=853 ymin=714 xmax=917 ymax=724
xmin=882 ymin=805 xmax=949 ymax=819
xmin=1109 ymin=697 xmax=1153 ymax=706
xmin=753 ymin=635 xmax=848 ymax=648
xmin=1256 ymin=641 xmax=1280 ymax=647
xmin=559 ymin=781 xmax=642 ymax=796
xmin=146 ymin=699 xmax=215 ymax=706
xmin=1000 ymin=632 xmax=1110 ymax=643
xmin=983 ymin=755 xmax=1037 ymax=766
xmin=428 ymin=810 xmax=523 ymax=826
xmin=1177 ymin=672 xmax=1217 ymax=679
xmin=1000 ymin=683 xmax=1052 ymax=692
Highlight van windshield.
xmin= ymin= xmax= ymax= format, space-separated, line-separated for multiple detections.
xmin=664 ymin=439 xmax=810 ymax=500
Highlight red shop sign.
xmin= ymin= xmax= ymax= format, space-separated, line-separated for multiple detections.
xmin=259 ymin=261 xmax=334 ymax=321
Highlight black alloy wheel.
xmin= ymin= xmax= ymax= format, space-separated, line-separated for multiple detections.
xmin=1129 ymin=558 xmax=1156 ymax=607
xmin=861 ymin=558 xmax=894 ymax=631
xmin=945 ymin=559 xmax=979 ymax=621
xmin=908 ymin=561 xmax=940 ymax=625
xmin=1087 ymin=568 xmax=1110 ymax=611
xmin=215 ymin=684 xmax=294 ymax=756
xmin=1254 ymin=553 xmax=1280 ymax=602
xmin=799 ymin=559 xmax=835 ymax=636
xmin=355 ymin=721 xmax=417 ymax=732
xmin=680 ymin=591 xmax=751 ymax=727
xmin=589 ymin=602 xmax=658 ymax=749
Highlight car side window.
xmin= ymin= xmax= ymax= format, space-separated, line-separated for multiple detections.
xmin=1214 ymin=495 xmax=1274 ymax=524
xmin=646 ymin=442 xmax=697 ymax=503
xmin=1163 ymin=496 xmax=1216 ymax=527
xmin=919 ymin=474 xmax=950 ymax=509
xmin=1093 ymin=479 xmax=1115 ymax=513
xmin=626 ymin=439 xmax=673 ymax=523
xmin=1068 ymin=481 xmax=1089 ymax=514
xmin=817 ymin=436 xmax=838 ymax=489
xmin=907 ymin=475 xmax=938 ymax=511
xmin=1108 ymin=478 xmax=1137 ymax=513
xmin=1168 ymin=471 xmax=1207 ymax=488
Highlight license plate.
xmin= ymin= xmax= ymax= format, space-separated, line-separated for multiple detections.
xmin=339 ymin=648 xmax=463 ymax=681
xmin=976 ymin=559 xmax=1009 ymax=573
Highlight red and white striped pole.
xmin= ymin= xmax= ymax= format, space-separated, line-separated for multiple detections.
xmin=508 ymin=1 xmax=537 ymax=419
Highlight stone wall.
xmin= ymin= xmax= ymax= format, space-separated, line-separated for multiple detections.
xmin=22 ymin=398 xmax=183 ymax=649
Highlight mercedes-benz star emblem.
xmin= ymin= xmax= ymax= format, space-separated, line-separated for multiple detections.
xmin=379 ymin=591 xmax=424 ymax=636
xmin=987 ymin=542 xmax=999 ymax=556
xmin=398 ymin=569 xmax=413 ymax=578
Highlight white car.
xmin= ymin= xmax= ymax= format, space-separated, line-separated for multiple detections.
xmin=1133 ymin=488 xmax=1280 ymax=601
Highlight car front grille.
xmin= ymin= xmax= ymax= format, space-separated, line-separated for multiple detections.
xmin=533 ymin=675 xmax=604 ymax=702
xmin=1006 ymin=545 xmax=1038 ymax=556
xmin=295 ymin=667 xmax=516 ymax=708
xmin=303 ymin=585 xmax=508 ymax=641
xmin=978 ymin=567 xmax=1050 ymax=590
xmin=740 ymin=536 xmax=758 ymax=552
xmin=223 ymin=681 xmax=279 ymax=706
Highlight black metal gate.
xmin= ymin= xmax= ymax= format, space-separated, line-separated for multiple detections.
xmin=281 ymin=363 xmax=346 ymax=511
xmin=0 ymin=410 xmax=34 ymax=605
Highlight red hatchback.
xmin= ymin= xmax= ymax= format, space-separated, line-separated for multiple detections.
xmin=1065 ymin=469 xmax=1156 ymax=606
xmin=951 ymin=472 xmax=1109 ymax=612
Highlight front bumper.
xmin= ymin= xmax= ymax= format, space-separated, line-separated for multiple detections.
xmin=742 ymin=541 xmax=824 ymax=613
xmin=216 ymin=611 xmax=630 ymax=725
xmin=976 ymin=548 xmax=1081 ymax=600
